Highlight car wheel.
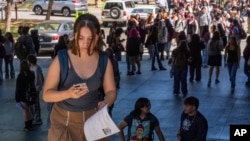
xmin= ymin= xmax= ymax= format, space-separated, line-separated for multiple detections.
xmin=34 ymin=6 xmax=43 ymax=15
xmin=110 ymin=7 xmax=121 ymax=19
xmin=62 ymin=7 xmax=71 ymax=17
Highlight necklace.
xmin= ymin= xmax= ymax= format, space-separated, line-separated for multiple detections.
xmin=188 ymin=114 xmax=196 ymax=125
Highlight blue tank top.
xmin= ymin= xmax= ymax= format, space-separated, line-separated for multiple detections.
xmin=57 ymin=58 xmax=102 ymax=112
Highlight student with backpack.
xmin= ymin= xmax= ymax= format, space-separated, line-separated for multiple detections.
xmin=119 ymin=97 xmax=165 ymax=141
xmin=15 ymin=60 xmax=36 ymax=131
xmin=27 ymin=55 xmax=44 ymax=125
xmin=170 ymin=41 xmax=191 ymax=97
xmin=43 ymin=14 xmax=116 ymax=141
xmin=15 ymin=26 xmax=36 ymax=61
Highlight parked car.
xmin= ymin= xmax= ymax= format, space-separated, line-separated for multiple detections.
xmin=133 ymin=0 xmax=155 ymax=4
xmin=34 ymin=20 xmax=74 ymax=50
xmin=101 ymin=0 xmax=135 ymax=27
xmin=130 ymin=6 xmax=160 ymax=19
xmin=32 ymin=0 xmax=88 ymax=17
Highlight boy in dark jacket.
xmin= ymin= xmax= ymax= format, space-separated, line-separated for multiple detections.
xmin=177 ymin=96 xmax=208 ymax=141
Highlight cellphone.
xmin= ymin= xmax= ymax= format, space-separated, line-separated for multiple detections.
xmin=73 ymin=83 xmax=87 ymax=88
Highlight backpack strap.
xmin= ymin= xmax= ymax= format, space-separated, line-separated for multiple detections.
xmin=57 ymin=49 xmax=69 ymax=89
xmin=99 ymin=52 xmax=109 ymax=81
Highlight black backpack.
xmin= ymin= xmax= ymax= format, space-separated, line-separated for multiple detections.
xmin=15 ymin=37 xmax=28 ymax=60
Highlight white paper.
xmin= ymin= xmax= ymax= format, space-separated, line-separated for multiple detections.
xmin=84 ymin=105 xmax=120 ymax=141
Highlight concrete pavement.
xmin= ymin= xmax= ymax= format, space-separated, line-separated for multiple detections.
xmin=0 ymin=52 xmax=250 ymax=141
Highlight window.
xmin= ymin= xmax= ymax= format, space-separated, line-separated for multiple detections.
xmin=124 ymin=1 xmax=135 ymax=8
xmin=104 ymin=2 xmax=123 ymax=10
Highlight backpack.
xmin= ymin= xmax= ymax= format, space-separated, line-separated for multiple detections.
xmin=174 ymin=51 xmax=188 ymax=68
xmin=239 ymin=26 xmax=247 ymax=39
xmin=15 ymin=38 xmax=28 ymax=60
xmin=25 ymin=72 xmax=37 ymax=105
xmin=47 ymin=49 xmax=108 ymax=128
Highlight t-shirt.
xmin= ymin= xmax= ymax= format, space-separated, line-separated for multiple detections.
xmin=180 ymin=111 xmax=208 ymax=141
xmin=124 ymin=112 xmax=159 ymax=141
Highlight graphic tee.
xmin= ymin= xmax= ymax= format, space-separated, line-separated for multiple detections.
xmin=124 ymin=112 xmax=159 ymax=141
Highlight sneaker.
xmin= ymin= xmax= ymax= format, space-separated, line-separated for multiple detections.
xmin=33 ymin=120 xmax=43 ymax=125
xmin=231 ymin=88 xmax=235 ymax=93
xmin=215 ymin=79 xmax=220 ymax=84
xmin=152 ymin=67 xmax=158 ymax=71
xmin=159 ymin=67 xmax=167 ymax=71
xmin=136 ymin=71 xmax=141 ymax=75
xmin=23 ymin=127 xmax=30 ymax=132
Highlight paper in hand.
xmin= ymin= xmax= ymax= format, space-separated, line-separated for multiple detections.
xmin=84 ymin=105 xmax=120 ymax=141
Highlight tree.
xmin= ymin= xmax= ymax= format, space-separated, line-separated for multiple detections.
xmin=5 ymin=0 xmax=13 ymax=33
xmin=45 ymin=0 xmax=54 ymax=20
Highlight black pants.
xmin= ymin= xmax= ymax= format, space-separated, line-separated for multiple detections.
xmin=158 ymin=43 xmax=165 ymax=60
xmin=189 ymin=65 xmax=201 ymax=81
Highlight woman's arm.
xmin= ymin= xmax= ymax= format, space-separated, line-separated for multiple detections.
xmin=155 ymin=125 xmax=165 ymax=141
xmin=118 ymin=120 xmax=128 ymax=141
xmin=43 ymin=56 xmax=88 ymax=102
xmin=98 ymin=59 xmax=117 ymax=108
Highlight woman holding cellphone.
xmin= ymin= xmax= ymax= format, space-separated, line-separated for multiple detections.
xmin=43 ymin=14 xmax=117 ymax=141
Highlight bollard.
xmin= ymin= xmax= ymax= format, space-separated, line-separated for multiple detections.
xmin=15 ymin=3 xmax=17 ymax=20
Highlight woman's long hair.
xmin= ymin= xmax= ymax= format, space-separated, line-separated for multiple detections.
xmin=5 ymin=32 xmax=14 ymax=43
xmin=133 ymin=97 xmax=151 ymax=117
xmin=20 ymin=60 xmax=32 ymax=76
xmin=68 ymin=13 xmax=105 ymax=56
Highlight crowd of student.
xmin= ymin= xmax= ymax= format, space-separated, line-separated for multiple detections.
xmin=106 ymin=0 xmax=250 ymax=96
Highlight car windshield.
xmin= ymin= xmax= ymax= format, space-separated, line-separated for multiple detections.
xmin=35 ymin=23 xmax=61 ymax=32
xmin=125 ymin=1 xmax=135 ymax=8
xmin=132 ymin=8 xmax=153 ymax=13
xmin=104 ymin=2 xmax=123 ymax=10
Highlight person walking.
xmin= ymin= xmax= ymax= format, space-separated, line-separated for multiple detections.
xmin=224 ymin=37 xmax=241 ymax=93
xmin=207 ymin=31 xmax=224 ymax=87
xmin=119 ymin=97 xmax=165 ymax=141
xmin=158 ymin=20 xmax=168 ymax=61
xmin=201 ymin=25 xmax=210 ymax=68
xmin=27 ymin=55 xmax=44 ymax=125
xmin=4 ymin=32 xmax=15 ymax=79
xmin=43 ymin=14 xmax=116 ymax=141
xmin=148 ymin=21 xmax=167 ymax=71
xmin=243 ymin=36 xmax=250 ymax=87
xmin=15 ymin=60 xmax=36 ymax=131
xmin=199 ymin=7 xmax=212 ymax=36
xmin=171 ymin=41 xmax=191 ymax=97
xmin=176 ymin=96 xmax=208 ymax=141
xmin=127 ymin=27 xmax=142 ymax=75
xmin=188 ymin=34 xmax=205 ymax=82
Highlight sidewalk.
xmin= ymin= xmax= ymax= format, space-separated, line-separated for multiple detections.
xmin=0 ymin=54 xmax=250 ymax=141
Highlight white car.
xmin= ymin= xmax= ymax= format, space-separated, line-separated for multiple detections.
xmin=131 ymin=6 xmax=160 ymax=19
xmin=101 ymin=0 xmax=135 ymax=27
xmin=32 ymin=0 xmax=88 ymax=17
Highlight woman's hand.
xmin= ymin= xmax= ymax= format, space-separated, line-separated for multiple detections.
xmin=68 ymin=85 xmax=89 ymax=99
xmin=97 ymin=101 xmax=107 ymax=110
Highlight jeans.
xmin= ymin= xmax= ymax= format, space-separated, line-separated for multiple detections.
xmin=202 ymin=48 xmax=208 ymax=66
xmin=189 ymin=65 xmax=201 ymax=81
xmin=30 ymin=91 xmax=41 ymax=122
xmin=0 ymin=58 xmax=3 ymax=83
xmin=173 ymin=66 xmax=188 ymax=94
xmin=126 ymin=55 xmax=131 ymax=72
xmin=151 ymin=44 xmax=164 ymax=69
xmin=227 ymin=62 xmax=238 ymax=88
xmin=158 ymin=43 xmax=166 ymax=59
xmin=244 ymin=61 xmax=250 ymax=83
xmin=4 ymin=55 xmax=15 ymax=78
xmin=165 ymin=41 xmax=172 ymax=58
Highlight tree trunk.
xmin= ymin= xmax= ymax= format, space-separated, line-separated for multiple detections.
xmin=5 ymin=0 xmax=12 ymax=33
xmin=45 ymin=0 xmax=54 ymax=20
